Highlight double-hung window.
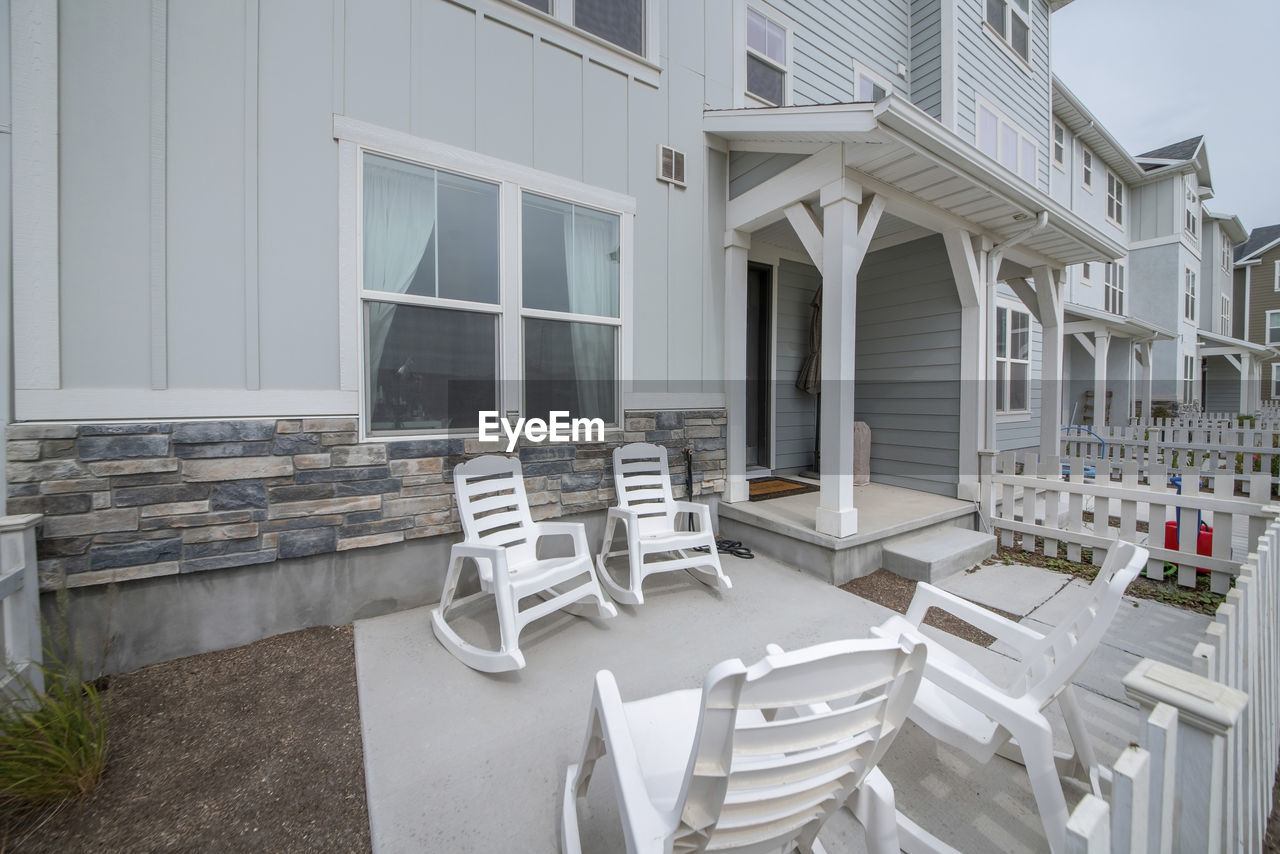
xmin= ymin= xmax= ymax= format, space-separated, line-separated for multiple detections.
xmin=1080 ymin=262 xmax=1092 ymax=286
xmin=1103 ymin=262 xmax=1125 ymax=316
xmin=351 ymin=135 xmax=632 ymax=439
xmin=1106 ymin=171 xmax=1124 ymax=226
xmin=1220 ymin=293 xmax=1231 ymax=336
xmin=1052 ymin=122 xmax=1065 ymax=169
xmin=1266 ymin=310 xmax=1280 ymax=346
xmin=985 ymin=0 xmax=1031 ymax=61
xmin=1184 ymin=268 xmax=1197 ymax=323
xmin=996 ymin=304 xmax=1031 ymax=413
xmin=745 ymin=6 xmax=789 ymax=105
xmin=1184 ymin=185 xmax=1199 ymax=242
xmin=1081 ymin=149 xmax=1093 ymax=191
xmin=854 ymin=65 xmax=891 ymax=102
xmin=977 ymin=101 xmax=1037 ymax=185
xmin=1183 ymin=354 xmax=1197 ymax=405
xmin=1272 ymin=363 xmax=1280 ymax=399
xmin=1222 ymin=231 xmax=1232 ymax=272
xmin=513 ymin=0 xmax=649 ymax=60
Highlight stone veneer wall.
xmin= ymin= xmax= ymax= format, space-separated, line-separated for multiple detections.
xmin=7 ymin=410 xmax=727 ymax=591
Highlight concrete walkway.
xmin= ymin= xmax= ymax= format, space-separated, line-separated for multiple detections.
xmin=354 ymin=556 xmax=1209 ymax=853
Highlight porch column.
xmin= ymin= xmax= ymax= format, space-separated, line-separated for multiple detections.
xmin=1142 ymin=341 xmax=1154 ymax=421
xmin=943 ymin=229 xmax=984 ymax=501
xmin=1035 ymin=266 xmax=1065 ymax=460
xmin=1240 ymin=354 xmax=1252 ymax=415
xmin=723 ymin=229 xmax=751 ymax=504
xmin=1093 ymin=330 xmax=1110 ymax=427
xmin=815 ymin=179 xmax=882 ymax=538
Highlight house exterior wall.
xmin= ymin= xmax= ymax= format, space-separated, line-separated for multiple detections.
xmin=1200 ymin=219 xmax=1235 ymax=337
xmin=1129 ymin=242 xmax=1183 ymax=397
xmin=1204 ymin=358 xmax=1240 ymax=412
xmin=770 ymin=0 xmax=911 ymax=105
xmin=1245 ymin=245 xmax=1280 ymax=399
xmin=909 ymin=0 xmax=943 ymax=119
xmin=773 ymin=259 xmax=820 ymax=471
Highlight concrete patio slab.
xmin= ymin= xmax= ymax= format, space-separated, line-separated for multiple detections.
xmin=936 ymin=563 xmax=1071 ymax=616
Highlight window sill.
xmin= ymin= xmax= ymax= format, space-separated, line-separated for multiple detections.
xmin=997 ymin=411 xmax=1032 ymax=423
xmin=980 ymin=22 xmax=1034 ymax=76
xmin=489 ymin=0 xmax=662 ymax=87
xmin=1107 ymin=216 xmax=1124 ymax=230
xmin=1081 ymin=183 xmax=1094 ymax=195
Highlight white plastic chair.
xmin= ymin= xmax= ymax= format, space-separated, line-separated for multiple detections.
xmin=871 ymin=541 xmax=1148 ymax=854
xmin=430 ymin=455 xmax=617 ymax=672
xmin=561 ymin=637 xmax=926 ymax=854
xmin=596 ymin=443 xmax=731 ymax=605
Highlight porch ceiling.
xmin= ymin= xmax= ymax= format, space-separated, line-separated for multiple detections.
xmin=705 ymin=98 xmax=1128 ymax=269
xmin=753 ymin=211 xmax=926 ymax=258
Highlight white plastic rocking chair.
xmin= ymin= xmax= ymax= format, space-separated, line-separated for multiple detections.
xmin=430 ymin=455 xmax=617 ymax=673
xmin=562 ymin=636 xmax=926 ymax=854
xmin=596 ymin=443 xmax=731 ymax=605
xmin=870 ymin=540 xmax=1148 ymax=854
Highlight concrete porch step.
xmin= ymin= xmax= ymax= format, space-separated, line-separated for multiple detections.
xmin=882 ymin=527 xmax=996 ymax=583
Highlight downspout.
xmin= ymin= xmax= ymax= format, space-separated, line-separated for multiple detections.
xmin=985 ymin=211 xmax=1050 ymax=450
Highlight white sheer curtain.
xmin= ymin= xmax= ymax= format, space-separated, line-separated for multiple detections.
xmin=565 ymin=209 xmax=618 ymax=419
xmin=364 ymin=158 xmax=435 ymax=388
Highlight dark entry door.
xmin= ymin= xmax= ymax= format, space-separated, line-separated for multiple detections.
xmin=746 ymin=264 xmax=772 ymax=469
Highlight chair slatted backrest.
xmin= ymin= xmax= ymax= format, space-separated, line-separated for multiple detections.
xmin=673 ymin=639 xmax=925 ymax=853
xmin=452 ymin=455 xmax=537 ymax=569
xmin=1015 ymin=542 xmax=1145 ymax=707
xmin=613 ymin=443 xmax=678 ymax=537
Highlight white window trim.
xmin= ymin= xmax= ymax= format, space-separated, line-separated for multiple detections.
xmin=1266 ymin=310 xmax=1280 ymax=346
xmin=1272 ymin=363 xmax=1280 ymax=399
xmin=1184 ymin=181 xmax=1200 ymax=244
xmin=495 ymin=0 xmax=661 ymax=81
xmin=996 ymin=300 xmax=1032 ymax=416
xmin=1052 ymin=121 xmax=1065 ymax=171
xmin=975 ymin=96 xmax=1039 ymax=186
xmin=1081 ymin=147 xmax=1094 ymax=193
xmin=981 ymin=0 xmax=1033 ymax=72
xmin=1219 ymin=292 xmax=1231 ymax=337
xmin=1079 ymin=261 xmax=1092 ymax=285
xmin=1183 ymin=353 xmax=1198 ymax=405
xmin=1273 ymin=259 xmax=1279 ymax=293
xmin=1105 ymin=170 xmax=1124 ymax=228
xmin=1221 ymin=231 xmax=1231 ymax=273
xmin=1183 ymin=267 xmax=1197 ymax=323
xmin=852 ymin=63 xmax=894 ymax=102
xmin=735 ymin=0 xmax=795 ymax=108
xmin=334 ymin=115 xmax=635 ymax=441
xmin=1103 ymin=261 xmax=1125 ymax=316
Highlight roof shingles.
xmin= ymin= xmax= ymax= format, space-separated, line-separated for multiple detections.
xmin=1137 ymin=136 xmax=1203 ymax=162
xmin=1236 ymin=224 xmax=1280 ymax=263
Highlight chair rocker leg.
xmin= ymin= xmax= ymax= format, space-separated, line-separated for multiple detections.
xmin=562 ymin=707 xmax=608 ymax=854
xmin=430 ymin=556 xmax=527 ymax=673
xmin=1010 ymin=720 xmax=1071 ymax=854
xmin=680 ymin=552 xmax=733 ymax=592
xmin=596 ymin=519 xmax=644 ymax=605
xmin=1056 ymin=685 xmax=1107 ymax=795
xmin=538 ymin=582 xmax=619 ymax=619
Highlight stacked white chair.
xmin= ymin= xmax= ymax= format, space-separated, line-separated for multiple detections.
xmin=597 ymin=442 xmax=731 ymax=605
xmin=431 ymin=455 xmax=616 ymax=672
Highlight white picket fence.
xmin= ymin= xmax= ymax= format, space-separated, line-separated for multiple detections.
xmin=1062 ymin=513 xmax=1280 ymax=853
xmin=0 ymin=515 xmax=43 ymax=698
xmin=984 ymin=450 xmax=1273 ymax=593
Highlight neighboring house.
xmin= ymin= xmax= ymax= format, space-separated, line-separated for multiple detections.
xmin=1235 ymin=224 xmax=1280 ymax=399
xmin=0 ymin=0 xmax=1152 ymax=673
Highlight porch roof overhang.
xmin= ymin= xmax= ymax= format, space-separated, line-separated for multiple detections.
xmin=704 ymin=97 xmax=1128 ymax=269
xmin=1197 ymin=329 xmax=1280 ymax=359
xmin=1063 ymin=302 xmax=1174 ymax=343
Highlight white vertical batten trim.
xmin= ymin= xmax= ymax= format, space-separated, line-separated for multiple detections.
xmin=337 ymin=139 xmax=359 ymax=392
xmin=243 ymin=0 xmax=261 ymax=390
xmin=149 ymin=0 xmax=168 ymax=389
xmin=11 ymin=0 xmax=60 ymax=390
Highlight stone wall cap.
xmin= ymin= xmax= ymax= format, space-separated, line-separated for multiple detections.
xmin=1123 ymin=659 xmax=1247 ymax=733
xmin=0 ymin=514 xmax=43 ymax=533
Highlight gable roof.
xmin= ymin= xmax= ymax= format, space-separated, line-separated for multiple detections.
xmin=1138 ymin=136 xmax=1204 ymax=163
xmin=1236 ymin=224 xmax=1280 ymax=263
xmin=1051 ymin=76 xmax=1145 ymax=183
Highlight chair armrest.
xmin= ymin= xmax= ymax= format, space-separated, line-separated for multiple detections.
xmin=904 ymin=582 xmax=1045 ymax=656
xmin=671 ymin=500 xmax=713 ymax=532
xmin=588 ymin=671 xmax=666 ymax=844
xmin=533 ymin=521 xmax=591 ymax=557
xmin=450 ymin=541 xmax=508 ymax=568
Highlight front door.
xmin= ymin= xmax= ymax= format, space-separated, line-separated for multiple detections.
xmin=746 ymin=264 xmax=772 ymax=469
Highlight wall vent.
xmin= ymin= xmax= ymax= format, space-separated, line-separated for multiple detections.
xmin=658 ymin=144 xmax=686 ymax=187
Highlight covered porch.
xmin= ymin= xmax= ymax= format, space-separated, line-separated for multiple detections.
xmin=1197 ymin=329 xmax=1275 ymax=415
xmin=705 ymin=97 xmax=1128 ymax=547
xmin=1060 ymin=303 xmax=1172 ymax=427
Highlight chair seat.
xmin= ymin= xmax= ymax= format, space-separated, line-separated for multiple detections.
xmin=507 ymin=553 xmax=592 ymax=593
xmin=636 ymin=528 xmax=714 ymax=549
xmin=623 ymin=689 xmax=704 ymax=812
xmin=873 ymin=615 xmax=1003 ymax=750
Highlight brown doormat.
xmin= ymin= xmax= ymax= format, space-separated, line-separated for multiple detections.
xmin=748 ymin=477 xmax=820 ymax=501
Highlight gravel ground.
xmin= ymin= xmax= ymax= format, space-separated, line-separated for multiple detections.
xmin=2 ymin=626 xmax=369 ymax=854
xmin=839 ymin=568 xmax=1022 ymax=648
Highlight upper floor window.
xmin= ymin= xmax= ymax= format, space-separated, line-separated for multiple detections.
xmin=1266 ymin=310 xmax=1280 ymax=345
xmin=574 ymin=0 xmax=645 ymax=56
xmin=1272 ymin=363 xmax=1280 ymax=399
xmin=1106 ymin=171 xmax=1124 ymax=227
xmin=1274 ymin=260 xmax=1279 ymax=292
xmin=1221 ymin=231 xmax=1232 ymax=272
xmin=1081 ymin=149 xmax=1093 ymax=191
xmin=996 ymin=304 xmax=1030 ymax=413
xmin=1183 ymin=354 xmax=1197 ymax=404
xmin=1184 ymin=267 xmax=1197 ymax=323
xmin=854 ymin=65 xmax=891 ymax=102
xmin=1104 ymin=262 xmax=1125 ymax=315
xmin=985 ymin=0 xmax=1030 ymax=62
xmin=1184 ymin=186 xmax=1200 ymax=241
xmin=745 ymin=6 xmax=789 ymax=105
xmin=977 ymin=100 xmax=1036 ymax=185
xmin=1080 ymin=262 xmax=1092 ymax=285
xmin=1052 ymin=123 xmax=1065 ymax=169
xmin=1219 ymin=293 xmax=1231 ymax=337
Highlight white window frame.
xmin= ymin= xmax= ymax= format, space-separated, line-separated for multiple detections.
xmin=976 ymin=98 xmax=1038 ymax=186
xmin=1183 ymin=353 xmax=1197 ymax=405
xmin=1103 ymin=261 xmax=1125 ymax=316
xmin=1184 ymin=267 xmax=1197 ymax=323
xmin=1052 ymin=122 xmax=1065 ymax=170
xmin=853 ymin=63 xmax=893 ymax=103
xmin=983 ymin=0 xmax=1032 ymax=67
xmin=1273 ymin=259 xmax=1279 ymax=293
xmin=737 ymin=1 xmax=794 ymax=107
xmin=334 ymin=116 xmax=635 ymax=441
xmin=1184 ymin=182 xmax=1200 ymax=243
xmin=1081 ymin=148 xmax=1094 ymax=192
xmin=996 ymin=302 xmax=1032 ymax=415
xmin=1080 ymin=262 xmax=1092 ymax=286
xmin=1219 ymin=292 xmax=1231 ymax=337
xmin=1267 ymin=310 xmax=1280 ymax=346
xmin=1221 ymin=231 xmax=1232 ymax=273
xmin=1272 ymin=363 xmax=1280 ymax=399
xmin=1106 ymin=170 xmax=1124 ymax=227
xmin=497 ymin=0 xmax=661 ymax=79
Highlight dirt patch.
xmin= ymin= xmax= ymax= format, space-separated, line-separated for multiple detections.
xmin=840 ymin=569 xmax=1021 ymax=648
xmin=3 ymin=626 xmax=370 ymax=853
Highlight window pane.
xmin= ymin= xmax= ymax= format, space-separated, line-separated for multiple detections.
xmin=1010 ymin=362 xmax=1028 ymax=410
xmin=1019 ymin=138 xmax=1036 ymax=183
xmin=1011 ymin=16 xmax=1029 ymax=58
xmin=1000 ymin=124 xmax=1018 ymax=171
xmin=747 ymin=8 xmax=767 ymax=53
xmin=978 ymin=107 xmax=998 ymax=159
xmin=996 ymin=361 xmax=1007 ymax=411
xmin=764 ymin=19 xmax=786 ymax=64
xmin=985 ymin=0 xmax=1005 ymax=35
xmin=1013 ymin=0 xmax=1029 ymax=12
xmin=522 ymin=194 xmax=620 ymax=318
xmin=365 ymin=302 xmax=497 ymax=433
xmin=524 ymin=318 xmax=617 ymax=423
xmin=364 ymin=155 xmax=436 ymax=298
xmin=996 ymin=307 xmax=1008 ymax=358
xmin=747 ymin=53 xmax=786 ymax=104
xmin=1011 ymin=312 xmax=1029 ymax=359
xmin=575 ymin=0 xmax=643 ymax=55
xmin=437 ymin=171 xmax=500 ymax=304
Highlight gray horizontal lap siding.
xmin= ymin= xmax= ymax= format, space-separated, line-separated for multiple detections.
xmin=772 ymin=0 xmax=911 ymax=105
xmin=774 ymin=260 xmax=821 ymax=471
xmin=855 ymin=235 xmax=961 ymax=497
xmin=953 ymin=0 xmax=1052 ymax=192
xmin=909 ymin=0 xmax=943 ymax=119
xmin=1204 ymin=359 xmax=1240 ymax=413
xmin=728 ymin=152 xmax=808 ymax=199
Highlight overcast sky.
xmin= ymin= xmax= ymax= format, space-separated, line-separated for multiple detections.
xmin=1051 ymin=0 xmax=1280 ymax=233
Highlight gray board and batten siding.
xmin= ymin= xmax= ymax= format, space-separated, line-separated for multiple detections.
xmin=909 ymin=0 xmax=943 ymax=119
